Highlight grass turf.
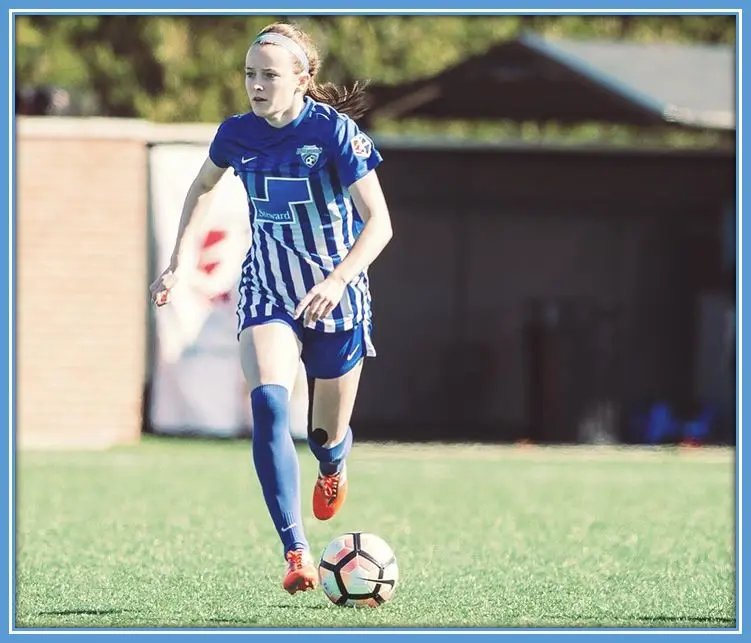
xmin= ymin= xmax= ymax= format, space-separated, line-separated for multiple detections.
xmin=15 ymin=437 xmax=735 ymax=629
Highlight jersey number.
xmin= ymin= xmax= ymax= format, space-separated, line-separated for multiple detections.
xmin=250 ymin=177 xmax=314 ymax=225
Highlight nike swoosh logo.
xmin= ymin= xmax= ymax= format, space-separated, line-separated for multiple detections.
xmin=359 ymin=577 xmax=396 ymax=587
xmin=241 ymin=156 xmax=257 ymax=164
xmin=280 ymin=523 xmax=297 ymax=532
xmin=346 ymin=348 xmax=360 ymax=361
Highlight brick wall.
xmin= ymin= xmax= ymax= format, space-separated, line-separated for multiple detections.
xmin=16 ymin=118 xmax=154 ymax=449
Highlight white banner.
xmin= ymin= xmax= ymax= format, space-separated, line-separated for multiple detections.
xmin=148 ymin=143 xmax=308 ymax=438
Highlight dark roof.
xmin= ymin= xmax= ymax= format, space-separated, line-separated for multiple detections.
xmin=366 ymin=34 xmax=735 ymax=130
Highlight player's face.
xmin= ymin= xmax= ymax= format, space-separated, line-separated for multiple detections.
xmin=245 ymin=44 xmax=307 ymax=124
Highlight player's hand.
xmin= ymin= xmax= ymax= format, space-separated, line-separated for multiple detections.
xmin=150 ymin=267 xmax=177 ymax=307
xmin=294 ymin=273 xmax=347 ymax=324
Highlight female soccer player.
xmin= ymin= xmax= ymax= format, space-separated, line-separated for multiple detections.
xmin=149 ymin=22 xmax=393 ymax=595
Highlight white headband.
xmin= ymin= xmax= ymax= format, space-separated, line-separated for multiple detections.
xmin=253 ymin=32 xmax=310 ymax=74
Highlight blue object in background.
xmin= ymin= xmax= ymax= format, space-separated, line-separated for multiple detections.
xmin=682 ymin=406 xmax=716 ymax=443
xmin=644 ymin=402 xmax=678 ymax=444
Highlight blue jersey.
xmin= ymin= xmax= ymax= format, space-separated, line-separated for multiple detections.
xmin=208 ymin=97 xmax=383 ymax=335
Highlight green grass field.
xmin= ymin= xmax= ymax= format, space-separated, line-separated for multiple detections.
xmin=15 ymin=437 xmax=735 ymax=629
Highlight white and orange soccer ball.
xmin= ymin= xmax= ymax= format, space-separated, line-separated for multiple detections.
xmin=318 ymin=532 xmax=399 ymax=607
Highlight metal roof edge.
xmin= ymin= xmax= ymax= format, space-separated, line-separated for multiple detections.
xmin=371 ymin=132 xmax=733 ymax=158
xmin=518 ymin=32 xmax=671 ymax=122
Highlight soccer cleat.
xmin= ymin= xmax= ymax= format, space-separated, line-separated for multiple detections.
xmin=282 ymin=549 xmax=318 ymax=594
xmin=313 ymin=463 xmax=348 ymax=521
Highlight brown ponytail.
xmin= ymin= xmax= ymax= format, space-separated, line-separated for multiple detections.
xmin=255 ymin=22 xmax=370 ymax=121
xmin=307 ymin=78 xmax=370 ymax=121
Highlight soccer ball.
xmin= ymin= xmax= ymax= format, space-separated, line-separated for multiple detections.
xmin=318 ymin=532 xmax=399 ymax=607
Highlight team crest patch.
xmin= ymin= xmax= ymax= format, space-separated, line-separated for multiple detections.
xmin=296 ymin=144 xmax=323 ymax=168
xmin=350 ymin=133 xmax=373 ymax=159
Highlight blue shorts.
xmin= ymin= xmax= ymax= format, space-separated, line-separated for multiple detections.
xmin=240 ymin=308 xmax=374 ymax=380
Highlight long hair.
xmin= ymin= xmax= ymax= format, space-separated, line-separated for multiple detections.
xmin=255 ymin=22 xmax=370 ymax=121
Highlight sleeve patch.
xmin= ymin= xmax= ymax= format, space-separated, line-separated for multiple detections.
xmin=350 ymin=133 xmax=373 ymax=159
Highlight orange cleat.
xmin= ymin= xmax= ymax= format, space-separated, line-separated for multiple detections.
xmin=282 ymin=549 xmax=318 ymax=594
xmin=313 ymin=463 xmax=348 ymax=521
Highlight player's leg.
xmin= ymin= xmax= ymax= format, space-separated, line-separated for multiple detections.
xmin=289 ymin=360 xmax=310 ymax=439
xmin=309 ymin=360 xmax=362 ymax=520
xmin=239 ymin=317 xmax=317 ymax=593
xmin=302 ymin=324 xmax=367 ymax=521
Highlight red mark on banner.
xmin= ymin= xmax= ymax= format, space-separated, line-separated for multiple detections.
xmin=197 ymin=229 xmax=231 ymax=303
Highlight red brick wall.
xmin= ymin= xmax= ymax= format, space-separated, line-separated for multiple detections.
xmin=17 ymin=119 xmax=150 ymax=448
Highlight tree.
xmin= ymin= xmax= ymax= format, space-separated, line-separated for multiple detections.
xmin=14 ymin=14 xmax=736 ymax=146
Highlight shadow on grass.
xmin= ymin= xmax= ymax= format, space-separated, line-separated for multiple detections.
xmin=541 ymin=615 xmax=735 ymax=628
xmin=630 ymin=616 xmax=735 ymax=626
xmin=37 ymin=609 xmax=132 ymax=617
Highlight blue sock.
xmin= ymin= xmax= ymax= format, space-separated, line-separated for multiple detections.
xmin=308 ymin=426 xmax=353 ymax=475
xmin=250 ymin=384 xmax=308 ymax=556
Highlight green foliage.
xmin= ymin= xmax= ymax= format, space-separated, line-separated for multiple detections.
xmin=14 ymin=15 xmax=737 ymax=145
xmin=372 ymin=116 xmax=735 ymax=149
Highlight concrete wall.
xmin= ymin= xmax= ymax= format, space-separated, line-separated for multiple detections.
xmin=15 ymin=117 xmax=215 ymax=448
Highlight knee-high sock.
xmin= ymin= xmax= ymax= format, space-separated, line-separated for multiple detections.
xmin=251 ymin=384 xmax=307 ymax=555
xmin=308 ymin=426 xmax=353 ymax=475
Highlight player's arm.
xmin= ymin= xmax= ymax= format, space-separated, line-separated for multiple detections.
xmin=167 ymin=157 xmax=228 ymax=270
xmin=149 ymin=157 xmax=227 ymax=306
xmin=331 ymin=170 xmax=393 ymax=285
